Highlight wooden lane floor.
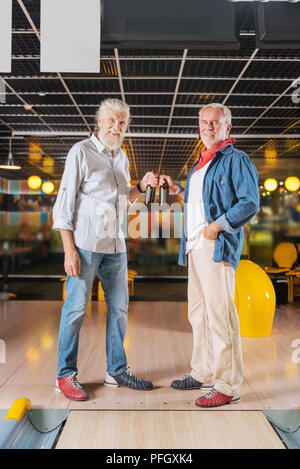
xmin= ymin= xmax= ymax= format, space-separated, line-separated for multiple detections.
xmin=0 ymin=300 xmax=299 ymax=410
xmin=55 ymin=410 xmax=285 ymax=449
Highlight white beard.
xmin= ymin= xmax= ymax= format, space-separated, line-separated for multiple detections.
xmin=98 ymin=129 xmax=124 ymax=152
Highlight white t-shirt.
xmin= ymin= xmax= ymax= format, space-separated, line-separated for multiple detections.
xmin=186 ymin=163 xmax=210 ymax=252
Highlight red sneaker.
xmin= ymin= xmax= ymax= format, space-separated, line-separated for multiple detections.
xmin=56 ymin=372 xmax=89 ymax=401
xmin=195 ymin=388 xmax=240 ymax=408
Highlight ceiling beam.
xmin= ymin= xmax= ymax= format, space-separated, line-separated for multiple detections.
xmin=158 ymin=49 xmax=188 ymax=175
xmin=222 ymin=49 xmax=259 ymax=105
xmin=167 ymin=50 xmax=188 ymax=126
xmin=3 ymin=91 xmax=296 ymax=97
xmin=1 ymin=114 xmax=298 ymax=121
xmin=88 ymin=123 xmax=298 ymax=130
xmin=115 ymin=48 xmax=139 ymax=180
xmin=57 ymin=73 xmax=91 ymax=132
xmin=3 ymin=75 xmax=299 ymax=82
xmin=10 ymin=54 xmax=300 ymax=63
xmin=16 ymin=0 xmax=40 ymax=38
xmin=12 ymin=131 xmax=300 ymax=139
xmin=114 ymin=49 xmax=126 ymax=101
xmin=1 ymin=104 xmax=298 ymax=110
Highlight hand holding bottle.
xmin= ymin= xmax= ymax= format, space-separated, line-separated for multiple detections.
xmin=159 ymin=175 xmax=183 ymax=196
xmin=139 ymin=171 xmax=159 ymax=192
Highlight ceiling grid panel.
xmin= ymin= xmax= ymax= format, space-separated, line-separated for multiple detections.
xmin=0 ymin=1 xmax=299 ymax=181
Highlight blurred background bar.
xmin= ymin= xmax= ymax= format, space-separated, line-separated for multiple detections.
xmin=0 ymin=0 xmax=299 ymax=303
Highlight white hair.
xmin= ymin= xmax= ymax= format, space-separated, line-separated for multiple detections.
xmin=199 ymin=103 xmax=232 ymax=125
xmin=95 ymin=98 xmax=130 ymax=129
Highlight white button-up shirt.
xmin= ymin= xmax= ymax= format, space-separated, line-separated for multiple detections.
xmin=52 ymin=134 xmax=132 ymax=253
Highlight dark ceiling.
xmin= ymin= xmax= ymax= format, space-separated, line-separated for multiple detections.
xmin=0 ymin=0 xmax=299 ymax=183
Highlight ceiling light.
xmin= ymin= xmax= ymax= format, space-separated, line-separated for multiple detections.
xmin=0 ymin=137 xmax=21 ymax=170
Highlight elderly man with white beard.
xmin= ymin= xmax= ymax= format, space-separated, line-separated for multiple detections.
xmin=53 ymin=98 xmax=157 ymax=400
xmin=160 ymin=103 xmax=259 ymax=408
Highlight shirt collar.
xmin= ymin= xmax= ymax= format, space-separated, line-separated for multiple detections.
xmin=193 ymin=139 xmax=235 ymax=171
xmin=90 ymin=133 xmax=106 ymax=154
xmin=90 ymin=133 xmax=122 ymax=157
xmin=216 ymin=140 xmax=235 ymax=155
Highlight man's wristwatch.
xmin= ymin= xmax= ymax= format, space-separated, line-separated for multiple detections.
xmin=136 ymin=181 xmax=146 ymax=193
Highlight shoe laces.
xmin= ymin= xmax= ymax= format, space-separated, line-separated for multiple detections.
xmin=204 ymin=388 xmax=219 ymax=399
xmin=125 ymin=367 xmax=143 ymax=382
xmin=68 ymin=372 xmax=83 ymax=390
xmin=183 ymin=374 xmax=193 ymax=381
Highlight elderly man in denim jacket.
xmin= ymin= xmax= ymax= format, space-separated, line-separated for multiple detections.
xmin=160 ymin=103 xmax=259 ymax=408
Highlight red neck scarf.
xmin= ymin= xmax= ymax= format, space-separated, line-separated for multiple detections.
xmin=194 ymin=138 xmax=236 ymax=173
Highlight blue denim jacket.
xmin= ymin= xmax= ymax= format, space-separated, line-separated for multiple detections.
xmin=178 ymin=143 xmax=259 ymax=271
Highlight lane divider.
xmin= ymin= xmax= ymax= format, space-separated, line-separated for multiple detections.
xmin=0 ymin=398 xmax=31 ymax=449
xmin=4 ymin=398 xmax=32 ymax=422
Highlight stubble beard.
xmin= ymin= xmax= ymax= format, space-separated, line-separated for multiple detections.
xmin=200 ymin=130 xmax=228 ymax=149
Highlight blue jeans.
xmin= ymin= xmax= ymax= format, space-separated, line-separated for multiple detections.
xmin=57 ymin=247 xmax=128 ymax=378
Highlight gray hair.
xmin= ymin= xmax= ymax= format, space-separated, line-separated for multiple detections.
xmin=95 ymin=98 xmax=130 ymax=130
xmin=199 ymin=103 xmax=232 ymax=125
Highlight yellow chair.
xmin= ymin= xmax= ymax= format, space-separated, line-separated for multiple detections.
xmin=264 ymin=242 xmax=299 ymax=303
xmin=265 ymin=242 xmax=298 ymax=274
xmin=234 ymin=260 xmax=276 ymax=337
xmin=128 ymin=269 xmax=138 ymax=296
xmin=60 ymin=277 xmax=67 ymax=301
xmin=97 ymin=280 xmax=105 ymax=301
xmin=286 ymin=269 xmax=300 ymax=302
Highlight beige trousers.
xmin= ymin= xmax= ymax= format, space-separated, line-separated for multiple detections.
xmin=188 ymin=238 xmax=243 ymax=396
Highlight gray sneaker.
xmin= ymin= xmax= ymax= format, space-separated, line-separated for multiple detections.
xmin=171 ymin=374 xmax=214 ymax=390
xmin=104 ymin=367 xmax=153 ymax=391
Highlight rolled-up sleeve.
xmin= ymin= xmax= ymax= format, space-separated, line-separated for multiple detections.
xmin=126 ymin=184 xmax=139 ymax=205
xmin=52 ymin=145 xmax=84 ymax=231
xmin=124 ymin=157 xmax=138 ymax=205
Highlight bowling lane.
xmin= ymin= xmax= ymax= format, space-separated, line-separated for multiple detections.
xmin=0 ymin=301 xmax=299 ymax=410
xmin=56 ymin=410 xmax=285 ymax=449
